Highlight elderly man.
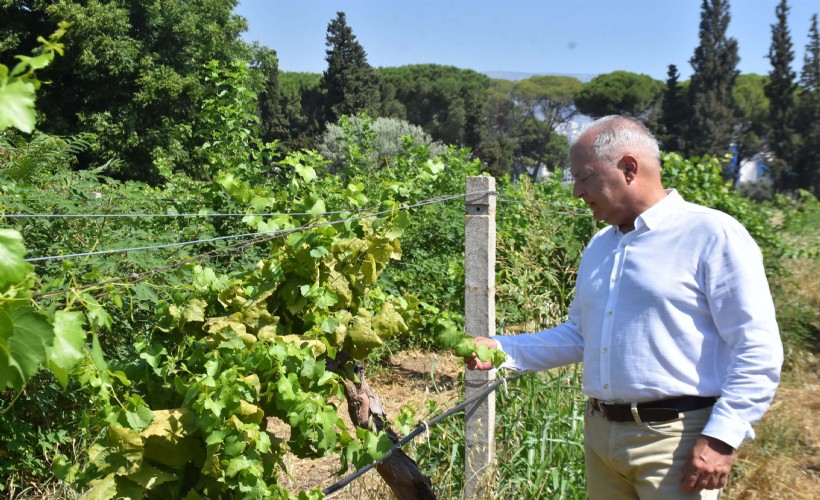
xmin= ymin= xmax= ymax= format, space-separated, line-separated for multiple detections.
xmin=467 ymin=115 xmax=782 ymax=499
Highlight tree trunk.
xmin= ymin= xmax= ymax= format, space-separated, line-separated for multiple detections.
xmin=341 ymin=361 xmax=436 ymax=500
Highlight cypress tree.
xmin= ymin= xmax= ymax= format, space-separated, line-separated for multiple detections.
xmin=658 ymin=64 xmax=687 ymax=152
xmin=765 ymin=0 xmax=798 ymax=191
xmin=682 ymin=0 xmax=739 ymax=159
xmin=320 ymin=12 xmax=379 ymax=125
xmin=796 ymin=14 xmax=820 ymax=195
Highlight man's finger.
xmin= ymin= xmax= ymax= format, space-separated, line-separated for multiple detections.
xmin=681 ymin=472 xmax=699 ymax=493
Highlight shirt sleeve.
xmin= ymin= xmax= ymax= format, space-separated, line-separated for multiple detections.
xmin=490 ymin=304 xmax=585 ymax=372
xmin=700 ymin=219 xmax=783 ymax=449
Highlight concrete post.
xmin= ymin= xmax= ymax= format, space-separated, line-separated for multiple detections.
xmin=464 ymin=176 xmax=496 ymax=499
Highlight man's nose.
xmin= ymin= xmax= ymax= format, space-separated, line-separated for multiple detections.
xmin=572 ymin=182 xmax=583 ymax=199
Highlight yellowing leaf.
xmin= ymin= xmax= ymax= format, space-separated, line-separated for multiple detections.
xmin=361 ymin=253 xmax=377 ymax=285
xmin=80 ymin=474 xmax=118 ymax=500
xmin=371 ymin=302 xmax=408 ymax=339
xmin=348 ymin=309 xmax=382 ymax=358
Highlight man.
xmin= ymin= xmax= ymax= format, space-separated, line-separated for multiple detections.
xmin=467 ymin=115 xmax=782 ymax=499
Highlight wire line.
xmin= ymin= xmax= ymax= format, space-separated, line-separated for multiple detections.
xmin=24 ymin=192 xmax=476 ymax=263
xmin=4 ymin=210 xmax=359 ymax=219
xmin=322 ymin=372 xmax=527 ymax=496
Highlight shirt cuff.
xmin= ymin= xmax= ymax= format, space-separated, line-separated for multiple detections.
xmin=489 ymin=336 xmax=517 ymax=370
xmin=700 ymin=412 xmax=754 ymax=450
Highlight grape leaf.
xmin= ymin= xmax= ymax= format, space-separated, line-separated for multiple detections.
xmin=0 ymin=229 xmax=33 ymax=287
xmin=0 ymin=79 xmax=36 ymax=133
xmin=0 ymin=305 xmax=53 ymax=390
xmin=47 ymin=310 xmax=86 ymax=388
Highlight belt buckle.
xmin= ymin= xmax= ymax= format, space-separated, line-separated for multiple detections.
xmin=630 ymin=402 xmax=642 ymax=424
xmin=594 ymin=399 xmax=619 ymax=422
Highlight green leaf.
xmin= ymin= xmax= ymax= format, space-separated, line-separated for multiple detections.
xmin=0 ymin=305 xmax=54 ymax=390
xmin=90 ymin=331 xmax=108 ymax=374
xmin=453 ymin=337 xmax=476 ymax=358
xmin=384 ymin=211 xmax=411 ymax=239
xmin=294 ymin=163 xmax=317 ymax=182
xmin=226 ymin=455 xmax=252 ymax=478
xmin=0 ymin=79 xmax=37 ymax=133
xmin=436 ymin=326 xmax=463 ymax=349
xmin=0 ymin=229 xmax=33 ymax=286
xmin=125 ymin=398 xmax=155 ymax=431
xmin=83 ymin=293 xmax=112 ymax=331
xmin=47 ymin=310 xmax=87 ymax=388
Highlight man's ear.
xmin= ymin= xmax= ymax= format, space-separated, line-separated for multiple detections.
xmin=620 ymin=154 xmax=638 ymax=183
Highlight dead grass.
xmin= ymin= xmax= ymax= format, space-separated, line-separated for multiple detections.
xmin=288 ymin=348 xmax=820 ymax=499
xmin=724 ymin=351 xmax=820 ymax=499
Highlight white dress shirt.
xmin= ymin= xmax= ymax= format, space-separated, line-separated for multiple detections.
xmin=492 ymin=190 xmax=783 ymax=448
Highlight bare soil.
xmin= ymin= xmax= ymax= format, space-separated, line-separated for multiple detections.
xmin=280 ymin=351 xmax=820 ymax=499
xmin=272 ymin=351 xmax=464 ymax=498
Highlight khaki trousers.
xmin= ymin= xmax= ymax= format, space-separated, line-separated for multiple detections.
xmin=584 ymin=402 xmax=721 ymax=500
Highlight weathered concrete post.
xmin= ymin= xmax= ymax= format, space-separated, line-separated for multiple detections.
xmin=464 ymin=176 xmax=496 ymax=499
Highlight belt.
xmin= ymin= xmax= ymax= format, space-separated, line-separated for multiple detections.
xmin=589 ymin=395 xmax=717 ymax=424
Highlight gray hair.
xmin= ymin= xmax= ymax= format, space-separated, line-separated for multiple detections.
xmin=572 ymin=115 xmax=660 ymax=164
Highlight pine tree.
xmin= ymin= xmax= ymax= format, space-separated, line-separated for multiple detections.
xmin=682 ymin=0 xmax=739 ymax=159
xmin=658 ymin=64 xmax=687 ymax=152
xmin=320 ymin=12 xmax=379 ymax=125
xmin=796 ymin=14 xmax=820 ymax=195
xmin=251 ymin=44 xmax=281 ymax=146
xmin=765 ymin=0 xmax=798 ymax=192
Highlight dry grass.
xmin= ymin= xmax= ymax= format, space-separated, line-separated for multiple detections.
xmin=724 ymin=351 xmax=820 ymax=499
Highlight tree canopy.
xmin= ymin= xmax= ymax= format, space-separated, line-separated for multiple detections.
xmin=0 ymin=0 xmax=252 ymax=182
xmin=574 ymin=71 xmax=663 ymax=119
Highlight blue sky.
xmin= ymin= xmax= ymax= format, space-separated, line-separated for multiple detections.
xmin=235 ymin=1 xmax=818 ymax=81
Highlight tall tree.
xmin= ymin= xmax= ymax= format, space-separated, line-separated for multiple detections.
xmin=250 ymin=43 xmax=281 ymax=147
xmin=765 ymin=0 xmax=798 ymax=191
xmin=0 ymin=0 xmax=250 ymax=182
xmin=658 ymin=64 xmax=688 ymax=152
xmin=320 ymin=12 xmax=379 ymax=124
xmin=733 ymin=74 xmax=770 ymax=184
xmin=478 ymin=80 xmax=521 ymax=178
xmin=795 ymin=14 xmax=820 ymax=196
xmin=376 ymin=64 xmax=489 ymax=149
xmin=682 ymin=0 xmax=740 ymax=158
xmin=512 ymin=75 xmax=581 ymax=181
xmin=574 ymin=71 xmax=664 ymax=119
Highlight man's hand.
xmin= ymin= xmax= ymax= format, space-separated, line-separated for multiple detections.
xmin=681 ymin=435 xmax=734 ymax=492
xmin=464 ymin=336 xmax=498 ymax=370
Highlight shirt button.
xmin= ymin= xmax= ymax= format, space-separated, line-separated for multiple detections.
xmin=620 ymin=242 xmax=626 ymax=248
xmin=607 ymin=311 xmax=613 ymax=316
xmin=603 ymin=384 xmax=609 ymax=389
xmin=612 ymin=276 xmax=619 ymax=281
xmin=601 ymin=348 xmax=608 ymax=353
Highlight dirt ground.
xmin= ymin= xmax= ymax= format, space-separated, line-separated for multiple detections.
xmin=276 ymin=351 xmax=820 ymax=499
xmin=271 ymin=351 xmax=465 ymax=498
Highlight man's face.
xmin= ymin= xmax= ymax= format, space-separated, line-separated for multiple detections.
xmin=570 ymin=143 xmax=629 ymax=226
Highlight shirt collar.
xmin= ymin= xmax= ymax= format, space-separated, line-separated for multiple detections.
xmin=610 ymin=189 xmax=683 ymax=237
xmin=635 ymin=189 xmax=682 ymax=231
